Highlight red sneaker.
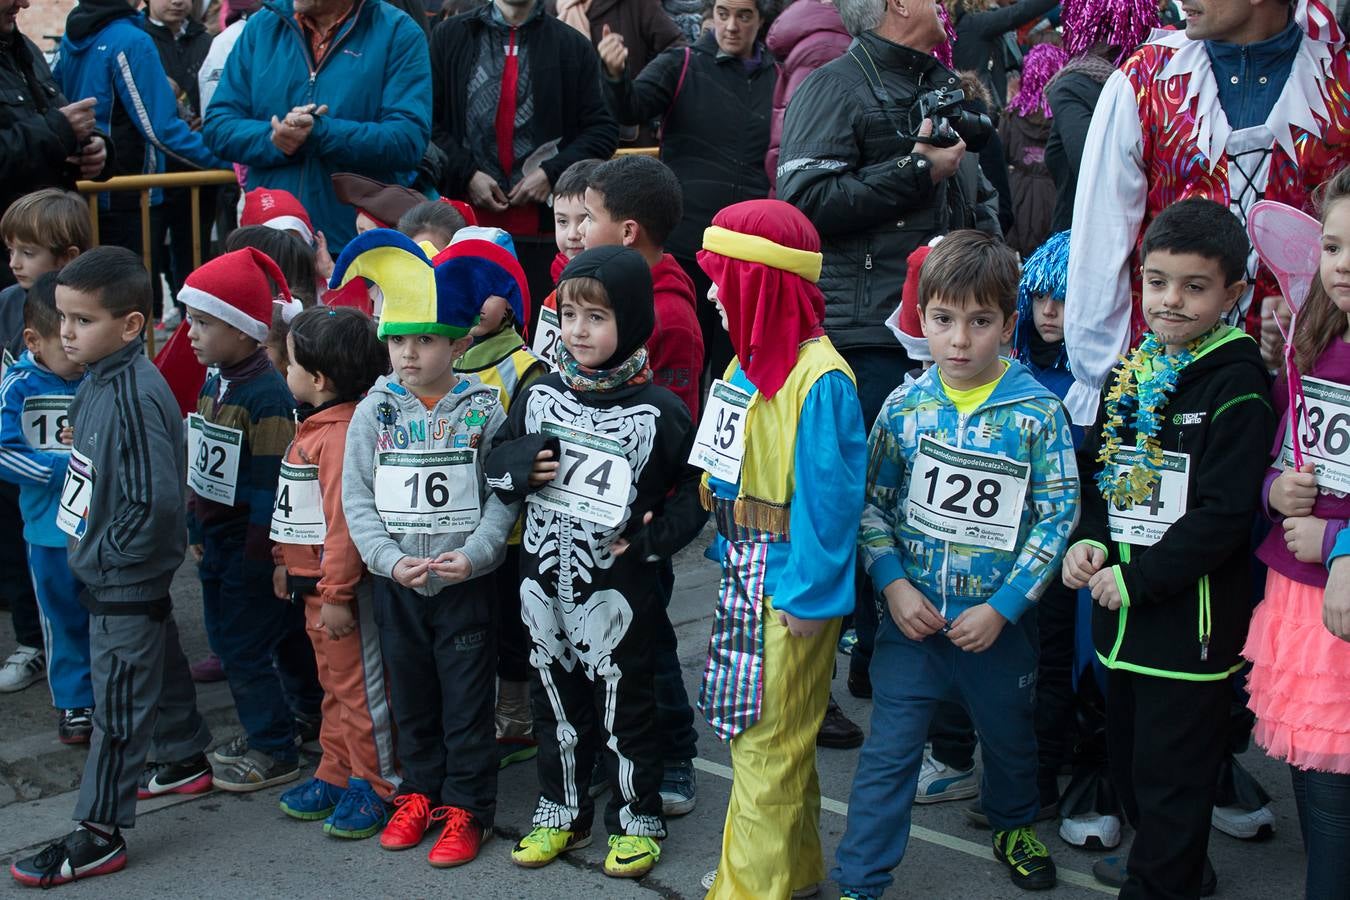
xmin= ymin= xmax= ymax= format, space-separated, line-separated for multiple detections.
xmin=426 ymin=806 xmax=489 ymax=868
xmin=379 ymin=793 xmax=432 ymax=850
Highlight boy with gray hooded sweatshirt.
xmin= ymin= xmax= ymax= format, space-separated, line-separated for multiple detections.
xmin=10 ymin=247 xmax=211 ymax=889
xmin=334 ymin=230 xmax=518 ymax=869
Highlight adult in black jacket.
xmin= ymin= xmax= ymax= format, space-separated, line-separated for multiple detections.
xmin=430 ymin=0 xmax=617 ymax=307
xmin=778 ymin=0 xmax=997 ymax=421
xmin=0 ymin=0 xmax=108 ymax=288
xmin=140 ymin=0 xmax=217 ymax=310
xmin=1043 ymin=46 xmax=1115 ymax=233
xmin=948 ymin=0 xmax=1057 ymax=111
xmin=600 ymin=0 xmax=775 ymax=380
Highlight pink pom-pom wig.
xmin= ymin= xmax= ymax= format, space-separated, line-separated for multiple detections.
xmin=1006 ymin=43 xmax=1071 ymax=118
xmin=1059 ymin=0 xmax=1160 ymax=64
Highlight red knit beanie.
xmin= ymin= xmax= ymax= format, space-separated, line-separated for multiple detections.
xmin=178 ymin=248 xmax=304 ymax=343
xmin=240 ymin=188 xmax=314 ymax=246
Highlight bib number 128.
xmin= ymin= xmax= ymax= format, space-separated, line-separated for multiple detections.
xmin=920 ymin=468 xmax=1001 ymax=518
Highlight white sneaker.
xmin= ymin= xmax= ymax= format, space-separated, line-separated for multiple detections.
xmin=0 ymin=644 xmax=45 ymax=693
xmin=160 ymin=307 xmax=182 ymax=330
xmin=914 ymin=747 xmax=978 ymax=804
xmin=1059 ymin=813 xmax=1122 ymax=850
xmin=1212 ymin=803 xmax=1275 ymax=840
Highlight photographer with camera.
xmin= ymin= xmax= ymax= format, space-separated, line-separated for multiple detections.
xmin=777 ymin=0 xmax=1000 ymax=714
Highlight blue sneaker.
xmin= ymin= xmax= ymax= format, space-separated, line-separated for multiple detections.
xmin=279 ymin=777 xmax=344 ymax=821
xmin=324 ymin=777 xmax=388 ymax=840
xmin=837 ymin=628 xmax=859 ymax=654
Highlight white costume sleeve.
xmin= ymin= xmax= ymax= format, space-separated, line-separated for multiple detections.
xmin=1064 ymin=69 xmax=1149 ymax=426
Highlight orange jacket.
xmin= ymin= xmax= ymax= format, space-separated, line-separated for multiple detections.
xmin=274 ymin=401 xmax=365 ymax=605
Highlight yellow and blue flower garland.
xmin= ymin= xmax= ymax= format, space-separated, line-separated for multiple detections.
xmin=1095 ymin=326 xmax=1219 ymax=506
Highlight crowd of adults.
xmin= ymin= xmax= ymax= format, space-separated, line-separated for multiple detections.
xmin=3 ymin=0 xmax=1350 ymax=823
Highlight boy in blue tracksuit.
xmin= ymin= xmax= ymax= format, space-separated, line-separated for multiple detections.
xmin=53 ymin=0 xmax=224 ymax=258
xmin=0 ymin=274 xmax=91 ymax=744
xmin=834 ymin=231 xmax=1080 ymax=899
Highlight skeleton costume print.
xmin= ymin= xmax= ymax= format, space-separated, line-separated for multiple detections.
xmin=485 ymin=247 xmax=706 ymax=840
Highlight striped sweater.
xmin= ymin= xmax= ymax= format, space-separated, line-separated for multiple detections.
xmin=190 ymin=349 xmax=295 ymax=566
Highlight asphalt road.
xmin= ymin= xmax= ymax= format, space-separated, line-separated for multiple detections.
xmin=0 ymin=528 xmax=1307 ymax=898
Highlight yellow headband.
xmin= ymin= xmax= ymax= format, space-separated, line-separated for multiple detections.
xmin=701 ymin=225 xmax=823 ymax=283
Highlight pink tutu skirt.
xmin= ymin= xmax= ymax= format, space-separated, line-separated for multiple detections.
xmin=1244 ymin=569 xmax=1350 ymax=774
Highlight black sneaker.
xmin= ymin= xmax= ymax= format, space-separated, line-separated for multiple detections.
xmin=211 ymin=733 xmax=250 ymax=765
xmin=10 ymin=825 xmax=127 ymax=888
xmin=137 ymin=753 xmax=213 ymax=799
xmin=58 ymin=708 xmax=94 ymax=745
xmin=993 ymin=826 xmax=1057 ymax=891
xmin=816 ymin=695 xmax=864 ymax=749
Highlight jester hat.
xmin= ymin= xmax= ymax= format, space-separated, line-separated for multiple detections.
xmin=329 ymin=228 xmax=482 ymax=339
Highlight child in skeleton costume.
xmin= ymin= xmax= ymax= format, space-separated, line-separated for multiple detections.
xmin=695 ymin=200 xmax=868 ymax=900
xmin=485 ymin=246 xmax=706 ymax=880
xmin=1063 ymin=0 xmax=1350 ymax=427
xmin=334 ymin=229 xmax=519 ymax=869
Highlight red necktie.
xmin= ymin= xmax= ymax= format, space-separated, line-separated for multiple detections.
xmin=494 ymin=28 xmax=519 ymax=179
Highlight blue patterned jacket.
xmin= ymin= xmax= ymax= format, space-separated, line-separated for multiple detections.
xmin=859 ymin=358 xmax=1080 ymax=623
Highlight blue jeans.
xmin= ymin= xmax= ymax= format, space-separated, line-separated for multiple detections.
xmin=199 ymin=530 xmax=298 ymax=762
xmin=1292 ymin=765 xmax=1350 ymax=900
xmin=833 ymin=611 xmax=1040 ymax=896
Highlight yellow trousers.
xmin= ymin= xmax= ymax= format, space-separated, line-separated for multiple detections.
xmin=707 ymin=600 xmax=840 ymax=900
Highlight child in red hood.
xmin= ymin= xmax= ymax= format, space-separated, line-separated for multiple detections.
xmin=581 ymin=155 xmax=704 ymax=420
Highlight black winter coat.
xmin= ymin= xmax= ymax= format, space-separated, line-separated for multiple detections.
xmin=1074 ymin=331 xmax=1275 ymax=679
xmin=429 ymin=3 xmax=617 ymax=221
xmin=604 ymin=31 xmax=776 ymax=259
xmin=1045 ymin=69 xmax=1107 ymax=233
xmin=949 ymin=0 xmax=1057 ymax=109
xmin=777 ymin=32 xmax=999 ymax=352
xmin=139 ymin=15 xmax=212 ymax=117
xmin=0 ymin=32 xmax=82 ymax=222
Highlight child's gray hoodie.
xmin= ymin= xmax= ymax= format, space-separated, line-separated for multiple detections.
xmin=343 ymin=373 xmax=517 ymax=595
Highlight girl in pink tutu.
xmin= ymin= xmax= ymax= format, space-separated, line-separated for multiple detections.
xmin=1249 ymin=165 xmax=1350 ymax=900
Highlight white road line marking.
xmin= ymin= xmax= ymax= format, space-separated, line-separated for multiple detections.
xmin=691 ymin=757 xmax=1114 ymax=895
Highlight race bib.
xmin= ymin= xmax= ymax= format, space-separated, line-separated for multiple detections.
xmin=1282 ymin=376 xmax=1350 ymax=493
xmin=689 ymin=379 xmax=751 ymax=483
xmin=56 ymin=447 xmax=95 ymax=540
xmin=21 ymin=395 xmax=73 ymax=452
xmin=529 ymin=420 xmax=634 ymax=528
xmin=187 ymin=414 xmax=243 ymax=505
xmin=905 ymin=436 xmax=1030 ymax=552
xmin=532 ymin=305 xmax=563 ymax=370
xmin=374 ymin=448 xmax=481 ymax=534
xmin=1106 ymin=449 xmax=1190 ymax=547
xmin=270 ymin=462 xmax=326 ymax=545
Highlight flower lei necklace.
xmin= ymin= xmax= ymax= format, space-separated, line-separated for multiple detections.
xmin=1095 ymin=325 xmax=1221 ymax=506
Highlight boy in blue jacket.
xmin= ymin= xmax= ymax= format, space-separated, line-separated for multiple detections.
xmin=834 ymin=231 xmax=1080 ymax=899
xmin=0 ymin=274 xmax=91 ymax=744
xmin=54 ymin=0 xmax=224 ymax=258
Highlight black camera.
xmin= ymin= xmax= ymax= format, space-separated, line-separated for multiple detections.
xmin=905 ymin=88 xmax=993 ymax=152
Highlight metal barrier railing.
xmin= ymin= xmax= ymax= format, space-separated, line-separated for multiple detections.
xmin=77 ymin=170 xmax=238 ymax=355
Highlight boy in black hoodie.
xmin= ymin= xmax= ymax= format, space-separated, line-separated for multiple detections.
xmin=1063 ymin=199 xmax=1275 ymax=899
xmin=485 ymin=246 xmax=706 ymax=880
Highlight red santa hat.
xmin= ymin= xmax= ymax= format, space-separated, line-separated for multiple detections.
xmin=886 ymin=243 xmax=937 ymax=362
xmin=178 ymin=248 xmax=305 ymax=343
xmin=240 ymin=188 xmax=315 ymax=246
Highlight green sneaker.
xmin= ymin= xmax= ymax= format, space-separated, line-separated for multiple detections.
xmin=992 ymin=826 xmax=1057 ymax=891
xmin=603 ymin=834 xmax=661 ymax=879
xmin=510 ymin=826 xmax=592 ymax=868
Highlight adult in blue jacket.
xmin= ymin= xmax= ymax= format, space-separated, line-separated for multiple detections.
xmin=54 ymin=0 xmax=225 ymax=256
xmin=202 ymin=0 xmax=431 ymax=252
